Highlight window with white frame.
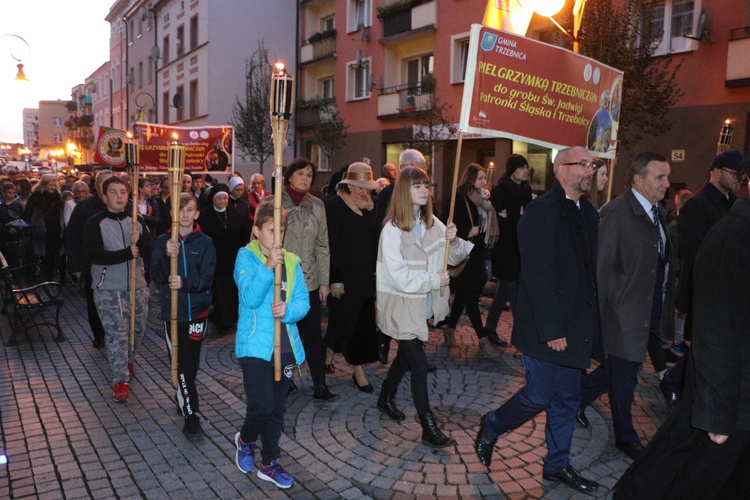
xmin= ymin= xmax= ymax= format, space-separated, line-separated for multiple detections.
xmin=310 ymin=143 xmax=330 ymax=172
xmin=321 ymin=77 xmax=334 ymax=100
xmin=52 ymin=118 xmax=63 ymax=127
xmin=348 ymin=60 xmax=371 ymax=100
xmin=348 ymin=0 xmax=371 ymax=32
xmin=321 ymin=15 xmax=335 ymax=32
xmin=406 ymin=54 xmax=434 ymax=90
xmin=643 ymin=0 xmax=700 ymax=55
xmin=451 ymin=36 xmax=471 ymax=84
xmin=53 ymin=134 xmax=64 ymax=144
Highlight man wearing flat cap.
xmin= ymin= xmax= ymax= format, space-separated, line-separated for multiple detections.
xmin=663 ymin=149 xmax=746 ymax=406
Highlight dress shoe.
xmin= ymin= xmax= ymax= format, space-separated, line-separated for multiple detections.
xmin=485 ymin=328 xmax=508 ymax=348
xmin=659 ymin=379 xmax=682 ymax=410
xmin=576 ymin=406 xmax=590 ymax=428
xmin=615 ymin=440 xmax=645 ymax=460
xmin=474 ymin=414 xmax=498 ymax=467
xmin=352 ymin=374 xmax=374 ymax=393
xmin=313 ymin=384 xmax=339 ymax=402
xmin=426 ymin=363 xmax=437 ymax=373
xmin=542 ymin=465 xmax=600 ymax=492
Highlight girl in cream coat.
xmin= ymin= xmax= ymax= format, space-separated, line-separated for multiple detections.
xmin=376 ymin=167 xmax=473 ymax=448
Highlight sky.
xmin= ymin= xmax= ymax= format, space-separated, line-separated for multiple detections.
xmin=0 ymin=1 xmax=112 ymax=143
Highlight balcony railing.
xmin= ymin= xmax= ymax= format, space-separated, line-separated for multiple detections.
xmin=300 ymin=29 xmax=336 ymax=64
xmin=378 ymin=0 xmax=435 ymax=38
xmin=296 ymin=98 xmax=335 ymax=128
xmin=377 ymin=82 xmax=433 ymax=117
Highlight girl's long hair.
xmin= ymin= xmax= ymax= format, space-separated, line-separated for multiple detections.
xmin=385 ymin=167 xmax=434 ymax=232
xmin=457 ymin=163 xmax=485 ymax=197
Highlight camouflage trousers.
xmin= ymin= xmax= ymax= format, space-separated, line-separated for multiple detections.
xmin=94 ymin=288 xmax=150 ymax=385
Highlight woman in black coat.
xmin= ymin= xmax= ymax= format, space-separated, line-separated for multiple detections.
xmin=441 ymin=163 xmax=498 ymax=358
xmin=324 ymin=163 xmax=381 ymax=392
xmin=485 ymin=155 xmax=533 ymax=345
xmin=197 ymin=184 xmax=245 ymax=335
xmin=24 ymin=174 xmax=64 ymax=281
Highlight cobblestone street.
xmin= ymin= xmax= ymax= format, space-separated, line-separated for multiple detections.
xmin=0 ymin=283 xmax=671 ymax=499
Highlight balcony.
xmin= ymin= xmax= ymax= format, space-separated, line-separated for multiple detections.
xmin=300 ymin=29 xmax=336 ymax=66
xmin=377 ymin=82 xmax=433 ymax=118
xmin=727 ymin=26 xmax=750 ymax=88
xmin=378 ymin=0 xmax=435 ymax=40
xmin=296 ymin=98 xmax=335 ymax=129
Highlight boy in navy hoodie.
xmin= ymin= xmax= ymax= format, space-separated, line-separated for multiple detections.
xmin=151 ymin=193 xmax=216 ymax=438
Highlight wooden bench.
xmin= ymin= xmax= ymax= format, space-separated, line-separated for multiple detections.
xmin=0 ymin=252 xmax=65 ymax=347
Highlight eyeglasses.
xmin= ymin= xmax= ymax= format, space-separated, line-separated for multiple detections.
xmin=719 ymin=168 xmax=746 ymax=180
xmin=562 ymin=160 xmax=595 ymax=170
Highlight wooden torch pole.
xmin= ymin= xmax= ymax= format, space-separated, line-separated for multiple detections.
xmin=167 ymin=137 xmax=185 ymax=389
xmin=124 ymin=137 xmax=140 ymax=350
xmin=269 ymin=63 xmax=294 ymax=382
xmin=440 ymin=131 xmax=464 ymax=296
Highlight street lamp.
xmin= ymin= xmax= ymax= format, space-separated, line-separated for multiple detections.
xmin=534 ymin=0 xmax=587 ymax=53
xmin=135 ymin=92 xmax=156 ymax=123
xmin=0 ymin=34 xmax=30 ymax=80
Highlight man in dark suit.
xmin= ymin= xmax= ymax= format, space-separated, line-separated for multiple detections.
xmin=474 ymin=146 xmax=601 ymax=493
xmin=578 ymin=152 xmax=674 ymax=460
xmin=612 ymin=168 xmax=750 ymax=498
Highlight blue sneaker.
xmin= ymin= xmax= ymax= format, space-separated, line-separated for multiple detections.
xmin=235 ymin=432 xmax=255 ymax=473
xmin=257 ymin=460 xmax=294 ymax=489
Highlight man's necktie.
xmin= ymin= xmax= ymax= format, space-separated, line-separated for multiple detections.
xmin=651 ymin=205 xmax=664 ymax=259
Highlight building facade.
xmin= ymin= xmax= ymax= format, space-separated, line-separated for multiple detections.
xmin=37 ymin=101 xmax=69 ymax=152
xmin=21 ymin=107 xmax=39 ymax=151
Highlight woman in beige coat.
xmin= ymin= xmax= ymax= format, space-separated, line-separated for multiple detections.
xmin=376 ymin=167 xmax=472 ymax=448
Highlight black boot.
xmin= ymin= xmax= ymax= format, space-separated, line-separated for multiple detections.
xmin=474 ymin=414 xmax=498 ymax=467
xmin=377 ymin=385 xmax=405 ymax=421
xmin=377 ymin=331 xmax=391 ymax=365
xmin=418 ymin=411 xmax=456 ymax=448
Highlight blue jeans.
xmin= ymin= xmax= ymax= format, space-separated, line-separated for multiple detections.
xmin=484 ymin=355 xmax=580 ymax=474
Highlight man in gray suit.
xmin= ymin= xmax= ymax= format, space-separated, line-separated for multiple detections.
xmin=577 ymin=152 xmax=675 ymax=460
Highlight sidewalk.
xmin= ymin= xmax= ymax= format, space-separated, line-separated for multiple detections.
xmin=0 ymin=284 xmax=670 ymax=499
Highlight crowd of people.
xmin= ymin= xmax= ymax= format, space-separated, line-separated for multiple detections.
xmin=1 ymin=144 xmax=748 ymax=495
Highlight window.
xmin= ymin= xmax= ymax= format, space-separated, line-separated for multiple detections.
xmin=451 ymin=35 xmax=471 ymax=83
xmin=53 ymin=134 xmax=63 ymax=144
xmin=177 ymin=25 xmax=184 ymax=57
xmin=348 ymin=0 xmax=371 ymax=32
xmin=644 ymin=0 xmax=700 ymax=55
xmin=138 ymin=19 xmax=143 ymax=38
xmin=176 ymin=85 xmax=184 ymax=121
xmin=406 ymin=54 xmax=434 ymax=90
xmin=163 ymin=91 xmax=170 ymax=123
xmin=190 ymin=16 xmax=198 ymax=50
xmin=147 ymin=58 xmax=153 ymax=83
xmin=52 ymin=117 xmax=63 ymax=127
xmin=321 ymin=15 xmax=335 ymax=32
xmin=163 ymin=35 xmax=170 ymax=64
xmin=309 ymin=143 xmax=330 ymax=172
xmin=138 ymin=61 xmax=143 ymax=87
xmin=129 ymin=21 xmax=134 ymax=45
xmin=189 ymin=79 xmax=198 ymax=118
xmin=321 ymin=77 xmax=334 ymax=100
xmin=348 ymin=60 xmax=370 ymax=100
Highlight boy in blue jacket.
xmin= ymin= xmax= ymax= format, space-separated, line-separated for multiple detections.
xmin=233 ymin=201 xmax=309 ymax=489
xmin=151 ymin=194 xmax=216 ymax=438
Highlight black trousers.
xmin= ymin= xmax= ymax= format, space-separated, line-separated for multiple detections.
xmin=164 ymin=318 xmax=206 ymax=417
xmin=383 ymin=338 xmax=430 ymax=415
xmin=297 ymin=290 xmax=326 ymax=387
xmin=239 ymin=355 xmax=293 ymax=464
xmin=447 ymin=289 xmax=486 ymax=339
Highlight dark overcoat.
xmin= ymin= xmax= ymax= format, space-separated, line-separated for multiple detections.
xmin=441 ymin=191 xmax=485 ymax=293
xmin=489 ymin=177 xmax=532 ymax=280
xmin=675 ymin=181 xmax=736 ymax=313
xmin=597 ymin=187 xmax=676 ymax=362
xmin=511 ymin=180 xmax=601 ymax=370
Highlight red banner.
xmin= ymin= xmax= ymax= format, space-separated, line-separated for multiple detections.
xmin=94 ymin=126 xmax=128 ymax=167
xmin=132 ymin=123 xmax=234 ymax=174
xmin=460 ymin=25 xmax=624 ymax=158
